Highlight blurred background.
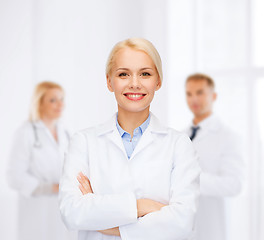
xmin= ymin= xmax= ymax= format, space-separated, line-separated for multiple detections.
xmin=0 ymin=0 xmax=263 ymax=239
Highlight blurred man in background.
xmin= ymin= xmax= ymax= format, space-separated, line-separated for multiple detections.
xmin=185 ymin=73 xmax=244 ymax=240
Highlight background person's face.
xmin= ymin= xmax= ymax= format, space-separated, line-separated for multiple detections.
xmin=107 ymin=47 xmax=161 ymax=114
xmin=40 ymin=88 xmax=64 ymax=120
xmin=185 ymin=79 xmax=216 ymax=117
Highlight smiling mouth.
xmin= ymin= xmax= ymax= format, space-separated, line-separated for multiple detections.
xmin=124 ymin=93 xmax=146 ymax=101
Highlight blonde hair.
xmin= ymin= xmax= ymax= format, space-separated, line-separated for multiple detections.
xmin=186 ymin=73 xmax=215 ymax=90
xmin=106 ymin=38 xmax=163 ymax=83
xmin=29 ymin=81 xmax=64 ymax=121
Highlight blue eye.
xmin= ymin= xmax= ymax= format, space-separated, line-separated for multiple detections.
xmin=141 ymin=72 xmax=151 ymax=76
xmin=119 ymin=73 xmax=128 ymax=77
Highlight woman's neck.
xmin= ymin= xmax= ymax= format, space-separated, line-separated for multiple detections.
xmin=41 ymin=117 xmax=57 ymax=130
xmin=41 ymin=117 xmax=59 ymax=141
xmin=117 ymin=107 xmax=150 ymax=137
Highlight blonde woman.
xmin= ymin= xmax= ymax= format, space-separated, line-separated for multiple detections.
xmin=59 ymin=38 xmax=200 ymax=240
xmin=7 ymin=82 xmax=76 ymax=240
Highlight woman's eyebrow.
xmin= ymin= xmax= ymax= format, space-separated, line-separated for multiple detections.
xmin=116 ymin=67 xmax=154 ymax=72
xmin=116 ymin=68 xmax=129 ymax=71
xmin=140 ymin=67 xmax=153 ymax=71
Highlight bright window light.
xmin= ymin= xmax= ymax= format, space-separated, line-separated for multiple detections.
xmin=253 ymin=0 xmax=264 ymax=67
xmin=256 ymin=79 xmax=264 ymax=141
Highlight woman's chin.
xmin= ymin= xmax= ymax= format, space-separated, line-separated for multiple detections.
xmin=118 ymin=105 xmax=150 ymax=114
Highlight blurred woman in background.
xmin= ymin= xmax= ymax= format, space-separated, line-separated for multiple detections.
xmin=7 ymin=81 xmax=76 ymax=240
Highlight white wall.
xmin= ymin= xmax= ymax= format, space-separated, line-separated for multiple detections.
xmin=0 ymin=1 xmax=33 ymax=239
xmin=1 ymin=0 xmax=262 ymax=239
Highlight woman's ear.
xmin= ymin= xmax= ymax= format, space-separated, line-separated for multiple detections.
xmin=155 ymin=78 xmax=162 ymax=91
xmin=106 ymin=75 xmax=114 ymax=92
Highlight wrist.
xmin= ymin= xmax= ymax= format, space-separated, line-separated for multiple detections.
xmin=137 ymin=199 xmax=148 ymax=217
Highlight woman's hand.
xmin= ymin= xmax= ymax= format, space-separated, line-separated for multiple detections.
xmin=52 ymin=184 xmax=59 ymax=193
xmin=77 ymin=172 xmax=166 ymax=236
xmin=77 ymin=173 xmax=120 ymax=236
xmin=77 ymin=172 xmax=93 ymax=194
xmin=98 ymin=227 xmax=120 ymax=236
xmin=99 ymin=199 xmax=166 ymax=236
xmin=137 ymin=199 xmax=166 ymax=217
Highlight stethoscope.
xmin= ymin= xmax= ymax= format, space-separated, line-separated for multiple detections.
xmin=31 ymin=122 xmax=70 ymax=148
xmin=32 ymin=122 xmax=41 ymax=148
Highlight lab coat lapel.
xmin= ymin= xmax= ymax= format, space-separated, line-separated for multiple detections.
xmin=194 ymin=129 xmax=208 ymax=142
xmin=194 ymin=115 xmax=220 ymax=142
xmin=130 ymin=128 xmax=153 ymax=160
xmin=130 ymin=113 xmax=167 ymax=160
xmin=56 ymin=123 xmax=69 ymax=154
xmin=97 ymin=114 xmax=127 ymax=158
xmin=107 ymin=128 xmax=128 ymax=158
xmin=97 ymin=113 xmax=167 ymax=160
xmin=35 ymin=121 xmax=59 ymax=148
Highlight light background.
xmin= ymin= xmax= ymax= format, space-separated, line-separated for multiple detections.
xmin=0 ymin=0 xmax=263 ymax=239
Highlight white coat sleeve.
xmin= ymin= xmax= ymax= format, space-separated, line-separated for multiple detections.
xmin=200 ymin=133 xmax=245 ymax=197
xmin=6 ymin=125 xmax=49 ymax=197
xmin=119 ymin=134 xmax=201 ymax=240
xmin=59 ymin=132 xmax=138 ymax=231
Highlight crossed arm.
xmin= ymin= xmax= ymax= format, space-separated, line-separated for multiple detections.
xmin=77 ymin=172 xmax=166 ymax=236
xmin=60 ymin=133 xmax=200 ymax=239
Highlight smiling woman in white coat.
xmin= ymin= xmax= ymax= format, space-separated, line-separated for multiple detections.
xmin=59 ymin=38 xmax=201 ymax=240
xmin=7 ymin=81 xmax=76 ymax=240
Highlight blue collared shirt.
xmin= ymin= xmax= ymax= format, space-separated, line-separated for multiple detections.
xmin=116 ymin=114 xmax=150 ymax=159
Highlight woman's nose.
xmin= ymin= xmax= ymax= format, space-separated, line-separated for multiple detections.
xmin=129 ymin=75 xmax=141 ymax=89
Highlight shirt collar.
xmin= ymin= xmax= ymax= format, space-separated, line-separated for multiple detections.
xmin=116 ymin=120 xmax=126 ymax=137
xmin=32 ymin=120 xmax=46 ymax=129
xmin=97 ymin=112 xmax=167 ymax=136
xmin=116 ymin=114 xmax=150 ymax=137
xmin=32 ymin=119 xmax=61 ymax=130
xmin=191 ymin=113 xmax=220 ymax=132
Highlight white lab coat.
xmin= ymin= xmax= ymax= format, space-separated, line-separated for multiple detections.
xmin=59 ymin=113 xmax=201 ymax=240
xmin=7 ymin=120 xmax=76 ymax=240
xmin=185 ymin=114 xmax=244 ymax=240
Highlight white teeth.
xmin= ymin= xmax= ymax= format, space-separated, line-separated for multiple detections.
xmin=127 ymin=94 xmax=143 ymax=98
